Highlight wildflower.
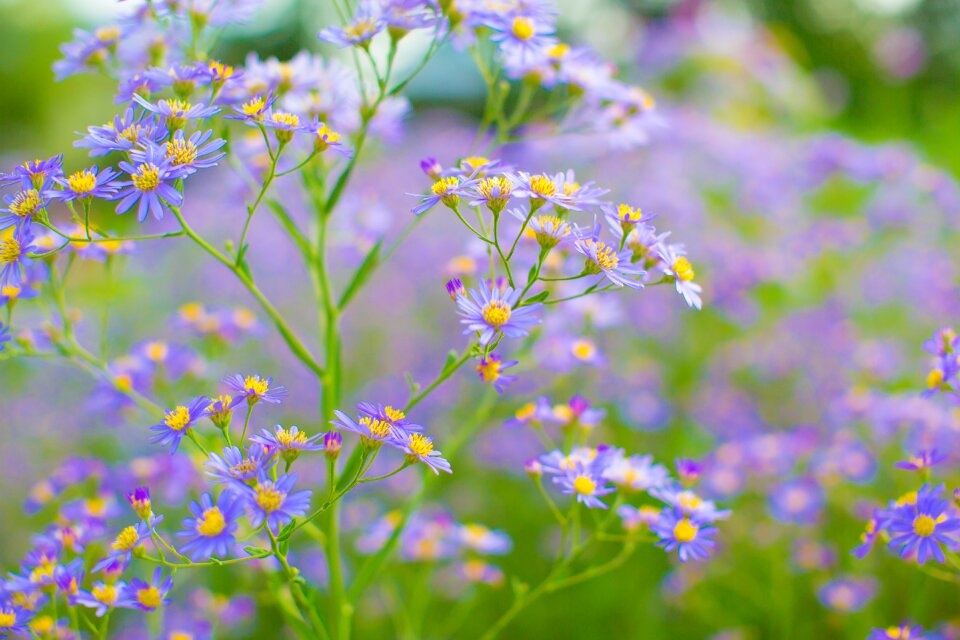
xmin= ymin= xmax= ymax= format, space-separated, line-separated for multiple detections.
xmin=161 ymin=129 xmax=227 ymax=175
xmin=125 ymin=487 xmax=153 ymax=520
xmin=250 ymin=425 xmax=324 ymax=464
xmin=264 ymin=111 xmax=303 ymax=143
xmin=3 ymin=155 xmax=63 ymax=191
xmin=53 ymin=560 xmax=84 ymax=596
xmin=539 ymin=446 xmax=605 ymax=475
xmin=886 ymin=484 xmax=960 ymax=564
xmin=476 ymin=353 xmax=519 ymax=393
xmin=517 ymin=212 xmax=572 ymax=250
xmin=603 ymin=453 xmax=670 ymax=492
xmin=675 ymin=458 xmax=703 ymax=486
xmin=132 ymin=94 xmax=220 ymax=129
xmin=548 ymin=395 xmax=606 ymax=429
xmin=456 ymin=279 xmax=542 ymax=345
xmin=922 ymin=327 xmax=956 ymax=357
xmin=149 ymin=396 xmax=212 ymax=453
xmin=397 ymin=431 xmax=453 ymax=475
xmin=510 ymin=172 xmax=577 ymax=210
xmin=46 ymin=166 xmax=120 ymax=202
xmin=1 ymin=189 xmax=46 ymax=230
xmin=72 ymin=581 xmax=127 ymax=617
xmin=469 ymin=175 xmax=514 ymax=214
xmin=358 ymin=402 xmax=423 ymax=432
xmin=324 ymin=431 xmax=342 ymax=459
xmin=445 ymin=277 xmax=466 ymax=300
xmin=574 ymin=236 xmax=644 ymax=289
xmin=410 ymin=176 xmax=476 ymax=216
xmin=75 ymin=107 xmax=164 ymax=156
xmin=333 ymin=410 xmax=399 ymax=448
xmin=420 ymin=157 xmax=442 ymax=179
xmin=92 ymin=520 xmax=157 ymax=573
xmin=228 ymin=93 xmax=278 ymax=124
xmin=243 ymin=473 xmax=312 ymax=532
xmin=459 ymin=560 xmax=505 ymax=586
xmin=894 ymin=450 xmax=947 ymax=473
xmin=487 ymin=13 xmax=557 ymax=62
xmin=0 ymin=226 xmax=36 ymax=289
xmin=176 ymin=492 xmax=245 ymax=561
xmin=205 ymin=445 xmax=274 ymax=489
xmin=652 ymin=486 xmax=731 ymax=522
xmin=867 ymin=625 xmax=924 ymax=639
xmin=657 ymin=243 xmax=702 ymax=310
xmin=205 ymin=394 xmax=235 ymax=430
xmin=617 ymin=504 xmax=661 ymax=531
xmin=115 ymin=142 xmax=191 ymax=221
xmin=768 ymin=477 xmax=825 ymax=523
xmin=224 ymin=374 xmax=287 ymax=406
xmin=458 ymin=524 xmax=512 ymax=554
xmin=118 ymin=568 xmax=172 ymax=611
xmin=305 ymin=117 xmax=351 ymax=156
xmin=652 ymin=508 xmax=718 ymax=562
xmin=318 ymin=6 xmax=385 ymax=48
xmin=816 ymin=576 xmax=876 ymax=613
xmin=553 ymin=463 xmax=615 ymax=509
xmin=0 ymin=606 xmax=31 ymax=636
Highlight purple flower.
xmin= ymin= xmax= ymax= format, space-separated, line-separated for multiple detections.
xmin=456 ymin=280 xmax=542 ymax=345
xmin=162 ymin=129 xmax=227 ymax=175
xmin=250 ymin=425 xmax=324 ymax=464
xmin=72 ymin=581 xmax=127 ymax=617
xmin=476 ymin=353 xmax=519 ymax=393
xmin=46 ymin=166 xmax=120 ymax=202
xmin=657 ymin=243 xmax=702 ymax=310
xmin=243 ymin=473 xmax=312 ymax=533
xmin=205 ymin=445 xmax=275 ymax=489
xmin=224 ymin=373 xmax=287 ymax=406
xmin=177 ymin=492 xmax=245 ymax=561
xmin=92 ymin=519 xmax=158 ymax=573
xmin=509 ymin=172 xmax=578 ymax=210
xmin=768 ymin=477 xmax=824 ymax=524
xmin=603 ymin=453 xmax=670 ymax=492
xmin=574 ymin=235 xmax=644 ymax=289
xmin=553 ymin=463 xmax=615 ymax=509
xmin=396 ymin=431 xmax=452 ymax=475
xmin=75 ymin=107 xmax=165 ymax=156
xmin=149 ymin=396 xmax=212 ymax=453
xmin=114 ymin=143 xmax=189 ymax=221
xmin=0 ymin=225 xmax=36 ymax=289
xmin=867 ymin=625 xmax=924 ymax=639
xmin=1 ymin=189 xmax=46 ymax=230
xmin=886 ymin=484 xmax=960 ymax=564
xmin=2 ymin=155 xmax=63 ymax=191
xmin=894 ymin=449 xmax=947 ymax=472
xmin=132 ymin=94 xmax=220 ymax=129
xmin=118 ymin=568 xmax=173 ymax=611
xmin=816 ymin=575 xmax=875 ymax=613
xmin=652 ymin=507 xmax=718 ymax=562
xmin=318 ymin=6 xmax=385 ymax=48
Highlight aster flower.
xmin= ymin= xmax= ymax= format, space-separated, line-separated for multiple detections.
xmin=548 ymin=395 xmax=606 ymax=428
xmin=675 ymin=458 xmax=703 ymax=486
xmin=456 ymin=279 xmax=542 ymax=345
xmin=304 ymin=117 xmax=351 ymax=157
xmin=72 ymin=581 xmax=127 ymax=617
xmin=458 ymin=523 xmax=512 ymax=555
xmin=894 ymin=449 xmax=947 ymax=472
xmin=380 ymin=0 xmax=439 ymax=33
xmin=53 ymin=25 xmax=123 ymax=80
xmin=92 ymin=519 xmax=157 ymax=573
xmin=114 ymin=143 xmax=189 ymax=221
xmin=159 ymin=129 xmax=227 ymax=175
xmin=318 ymin=6 xmax=385 ymax=48
xmin=769 ymin=477 xmax=825 ymax=523
xmin=0 ymin=606 xmax=32 ymax=636
xmin=513 ymin=211 xmax=572 ymax=250
xmin=459 ymin=560 xmax=505 ymax=586
xmin=149 ymin=396 xmax=212 ymax=453
xmin=1 ymin=189 xmax=46 ymax=230
xmin=617 ymin=504 xmax=661 ymax=532
xmin=263 ymin=111 xmax=304 ymax=143
xmin=653 ymin=508 xmax=717 ymax=562
xmin=468 ymin=175 xmax=515 ymax=214
xmin=509 ymin=172 xmax=577 ymax=210
xmin=125 ymin=487 xmax=153 ymax=520
xmin=324 ymin=431 xmax=342 ymax=459
xmin=476 ymin=353 xmax=519 ymax=393
xmin=53 ymin=560 xmax=84 ymax=597
xmin=922 ymin=327 xmax=956 ymax=357
xmin=816 ymin=576 xmax=875 ymax=613
xmin=486 ymin=13 xmax=557 ymax=63
xmin=603 ymin=453 xmax=670 ymax=492
xmin=118 ymin=568 xmax=172 ymax=611
xmin=553 ymin=463 xmax=615 ymax=509
xmin=357 ymin=402 xmax=424 ymax=432
xmin=539 ymin=446 xmax=606 ymax=475
xmin=445 ymin=278 xmax=466 ymax=300
xmin=868 ymin=625 xmax=924 ymax=639
xmin=250 ymin=425 xmax=324 ymax=464
xmin=205 ymin=394 xmax=236 ymax=430
xmin=886 ymin=484 xmax=960 ymax=564
xmin=0 ymin=225 xmax=36 ymax=289
xmin=228 ymin=93 xmax=278 ymax=124
xmin=205 ymin=444 xmax=274 ymax=489
xmin=657 ymin=243 xmax=702 ymax=310
xmin=410 ymin=175 xmax=479 ymax=216
xmin=332 ymin=410 xmax=400 ymax=447
xmin=75 ymin=107 xmax=164 ymax=157
xmin=397 ymin=431 xmax=452 ymax=475
xmin=46 ymin=166 xmax=120 ymax=202
xmin=2 ymin=155 xmax=63 ymax=191
xmin=652 ymin=486 xmax=731 ymax=522
xmin=574 ymin=235 xmax=644 ymax=289
xmin=132 ymin=94 xmax=220 ymax=129
xmin=176 ymin=492 xmax=245 ymax=561
xmin=243 ymin=473 xmax=312 ymax=533
xmin=224 ymin=374 xmax=287 ymax=406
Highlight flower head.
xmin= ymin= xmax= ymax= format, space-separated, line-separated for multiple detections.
xmin=224 ymin=374 xmax=287 ymax=406
xmin=553 ymin=463 xmax=615 ymax=509
xmin=243 ymin=473 xmax=312 ymax=533
xmin=398 ymin=431 xmax=452 ymax=475
xmin=132 ymin=94 xmax=220 ymax=129
xmin=476 ymin=353 xmax=519 ymax=393
xmin=205 ymin=444 xmax=274 ymax=489
xmin=118 ymin=568 xmax=172 ymax=612
xmin=46 ymin=166 xmax=120 ymax=202
xmin=149 ymin=396 xmax=212 ymax=453
xmin=886 ymin=484 xmax=960 ymax=564
xmin=115 ymin=143 xmax=189 ymax=221
xmin=652 ymin=508 xmax=718 ymax=562
xmin=250 ymin=425 xmax=324 ymax=464
xmin=456 ymin=279 xmax=542 ymax=345
xmin=574 ymin=236 xmax=644 ymax=289
xmin=176 ymin=492 xmax=245 ymax=561
xmin=72 ymin=581 xmax=127 ymax=617
xmin=318 ymin=7 xmax=385 ymax=48
xmin=657 ymin=243 xmax=702 ymax=310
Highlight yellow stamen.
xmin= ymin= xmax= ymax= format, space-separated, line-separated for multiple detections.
xmin=196 ymin=507 xmax=227 ymax=536
xmin=481 ymin=301 xmax=511 ymax=328
xmin=407 ymin=433 xmax=434 ymax=457
xmin=132 ymin=164 xmax=160 ymax=191
xmin=673 ymin=518 xmax=699 ymax=542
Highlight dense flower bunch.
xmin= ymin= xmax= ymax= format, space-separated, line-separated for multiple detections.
xmin=0 ymin=1 xmax=719 ymax=639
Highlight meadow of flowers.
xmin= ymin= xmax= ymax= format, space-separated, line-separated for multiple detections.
xmin=0 ymin=0 xmax=958 ymax=638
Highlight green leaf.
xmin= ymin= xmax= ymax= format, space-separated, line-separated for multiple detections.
xmin=441 ymin=349 xmax=459 ymax=373
xmin=277 ymin=521 xmax=297 ymax=542
xmin=523 ymin=290 xmax=550 ymax=304
xmin=243 ymin=546 xmax=271 ymax=558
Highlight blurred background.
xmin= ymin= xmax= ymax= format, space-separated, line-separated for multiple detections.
xmin=2 ymin=0 xmax=960 ymax=638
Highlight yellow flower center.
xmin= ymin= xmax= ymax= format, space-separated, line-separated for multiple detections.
xmin=255 ymin=484 xmax=284 ymax=513
xmin=572 ymin=475 xmax=596 ymax=495
xmin=92 ymin=585 xmax=117 ymax=606
xmin=512 ymin=16 xmax=534 ymax=40
xmin=432 ymin=177 xmax=459 ymax=196
xmin=230 ymin=458 xmax=257 ymax=475
xmin=384 ymin=406 xmax=405 ymax=422
xmin=244 ymin=375 xmax=270 ymax=395
xmin=583 ymin=239 xmax=619 ymax=272
xmin=0 ymin=611 xmax=17 ymax=629
xmin=164 ymin=405 xmax=192 ymax=431
xmin=30 ymin=615 xmax=54 ymax=633
xmin=136 ymin=586 xmax=162 ymax=609
xmin=360 ymin=417 xmax=392 ymax=438
xmin=67 ymin=170 xmax=97 ymax=195
xmin=145 ymin=341 xmax=168 ymax=361
xmin=617 ymin=203 xmax=642 ymax=222
xmin=571 ymin=339 xmax=596 ymax=360
xmin=114 ymin=373 xmax=132 ymax=392
xmin=515 ymin=402 xmax=536 ymax=421
xmin=482 ymin=301 xmax=512 ymax=328
xmin=547 ymin=43 xmax=570 ymax=59
xmin=197 ymin=507 xmax=227 ymax=536
xmin=170 ymin=633 xmax=195 ymax=640
xmin=529 ymin=174 xmax=556 ymax=198
xmin=345 ymin=18 xmax=378 ymax=40
xmin=271 ymin=111 xmax=300 ymax=127
xmin=112 ymin=525 xmax=140 ymax=550
xmin=119 ymin=125 xmax=144 ymax=143
xmin=316 ymin=125 xmax=340 ymax=144
xmin=678 ymin=491 xmax=703 ymax=511
xmin=95 ymin=26 xmax=120 ymax=43
xmin=673 ymin=518 xmax=699 ymax=542
xmin=163 ymin=99 xmax=192 ymax=117
xmin=913 ymin=514 xmax=936 ymax=537
xmin=927 ymin=368 xmax=944 ymax=389
xmin=407 ymin=433 xmax=434 ymax=457
xmin=477 ymin=358 xmax=502 ymax=382
xmin=132 ymin=164 xmax=160 ymax=191
xmin=241 ymin=97 xmax=267 ymax=119
xmin=10 ymin=190 xmax=41 ymax=217
xmin=276 ymin=428 xmax=309 ymax=447
xmin=0 ymin=238 xmax=22 ymax=265
xmin=477 ymin=176 xmax=513 ymax=204
xmin=167 ymin=139 xmax=198 ymax=166
xmin=673 ymin=257 xmax=695 ymax=281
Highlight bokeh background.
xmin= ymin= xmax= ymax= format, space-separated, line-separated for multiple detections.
xmin=2 ymin=0 xmax=960 ymax=638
